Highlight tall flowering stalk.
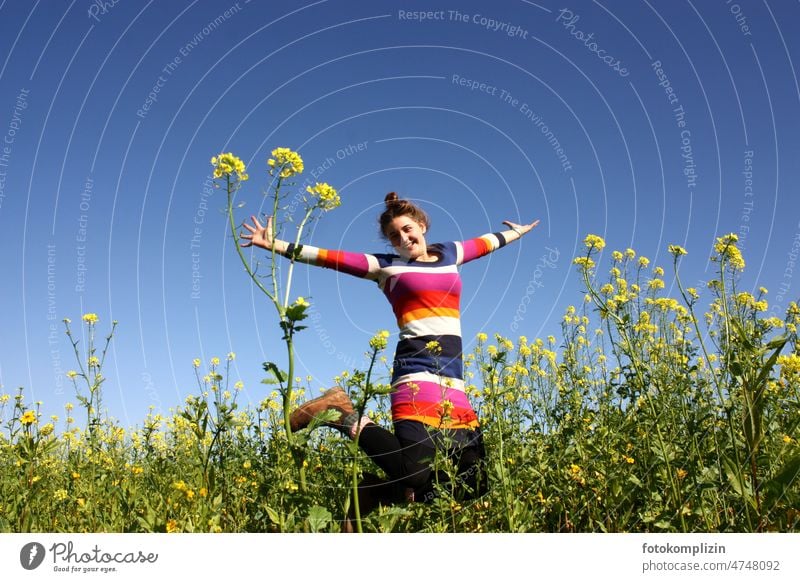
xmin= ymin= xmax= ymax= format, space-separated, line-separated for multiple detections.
xmin=211 ymin=148 xmax=341 ymax=492
xmin=64 ymin=314 xmax=117 ymax=446
xmin=704 ymin=234 xmax=789 ymax=529
xmin=574 ymin=235 xmax=685 ymax=528
xmin=344 ymin=330 xmax=391 ymax=532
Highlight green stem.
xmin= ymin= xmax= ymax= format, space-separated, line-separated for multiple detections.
xmin=271 ymin=179 xmax=282 ymax=304
xmin=351 ymin=346 xmax=379 ymax=533
xmin=226 ymin=179 xmax=276 ymax=303
xmin=716 ymin=256 xmax=754 ymax=530
xmin=283 ymin=206 xmax=315 ymax=309
xmin=283 ymin=336 xmax=307 ymax=492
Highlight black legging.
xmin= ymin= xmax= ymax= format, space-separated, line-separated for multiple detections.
xmin=355 ymin=420 xmax=487 ymax=505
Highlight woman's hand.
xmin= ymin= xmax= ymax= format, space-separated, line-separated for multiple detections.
xmin=240 ymin=215 xmax=275 ymax=250
xmin=502 ymin=219 xmax=540 ymax=237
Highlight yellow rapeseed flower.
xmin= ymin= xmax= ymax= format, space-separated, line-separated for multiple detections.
xmin=20 ymin=410 xmax=37 ymax=425
xmin=211 ymin=152 xmax=248 ymax=181
xmin=82 ymin=313 xmax=99 ymax=325
xmin=369 ymin=330 xmax=390 ymax=351
xmin=713 ymin=233 xmax=745 ymax=270
xmin=268 ymin=147 xmax=304 ymax=178
xmin=425 ymin=340 xmax=442 ymax=354
xmin=573 ymin=256 xmax=595 ymax=270
xmin=668 ymin=244 xmax=687 ymax=257
xmin=583 ymin=234 xmax=606 ymax=251
xmin=440 ymin=400 xmax=454 ymax=417
xmin=306 ymin=182 xmax=341 ymax=211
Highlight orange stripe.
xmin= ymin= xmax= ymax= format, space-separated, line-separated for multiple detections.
xmin=392 ymin=413 xmax=480 ymax=429
xmin=392 ymin=401 xmax=478 ymax=429
xmin=396 ymin=290 xmax=460 ymax=313
xmin=399 ymin=307 xmax=460 ymax=326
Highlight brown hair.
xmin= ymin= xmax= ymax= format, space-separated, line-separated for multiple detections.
xmin=379 ymin=192 xmax=429 ymax=239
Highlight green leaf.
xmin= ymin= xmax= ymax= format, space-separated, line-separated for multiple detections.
xmin=262 ymin=361 xmax=288 ymax=383
xmin=722 ymin=455 xmax=754 ymax=507
xmin=766 ymin=333 xmax=789 ymax=351
xmin=306 ymin=408 xmax=341 ymax=431
xmin=265 ymin=505 xmax=281 ymax=525
xmin=764 ymin=454 xmax=800 ymax=495
xmin=753 ymin=337 xmax=788 ymax=390
xmin=729 ymin=359 xmax=744 ymax=379
xmin=306 ymin=505 xmax=332 ymax=532
xmin=285 ymin=303 xmax=309 ymax=322
xmin=729 ymin=317 xmax=755 ymax=351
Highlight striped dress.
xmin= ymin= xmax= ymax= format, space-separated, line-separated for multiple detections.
xmin=284 ymin=232 xmax=511 ymax=430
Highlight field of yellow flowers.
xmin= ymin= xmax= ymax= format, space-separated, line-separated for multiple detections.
xmin=3 ymin=149 xmax=799 ymax=532
xmin=1 ymin=231 xmax=798 ymax=533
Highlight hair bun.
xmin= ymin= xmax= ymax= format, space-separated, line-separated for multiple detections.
xmin=378 ymin=192 xmax=429 ymax=238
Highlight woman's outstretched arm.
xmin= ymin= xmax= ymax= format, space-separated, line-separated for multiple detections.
xmin=457 ymin=219 xmax=540 ymax=265
xmin=240 ymin=214 xmax=381 ymax=280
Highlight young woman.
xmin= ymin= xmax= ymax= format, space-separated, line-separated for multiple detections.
xmin=240 ymin=192 xmax=539 ymax=521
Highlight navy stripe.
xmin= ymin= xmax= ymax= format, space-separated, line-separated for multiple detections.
xmin=493 ymin=231 xmax=510 ymax=247
xmin=392 ymin=334 xmax=463 ymax=381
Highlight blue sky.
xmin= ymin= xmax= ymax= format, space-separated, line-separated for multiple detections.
xmin=0 ymin=0 xmax=798 ymax=426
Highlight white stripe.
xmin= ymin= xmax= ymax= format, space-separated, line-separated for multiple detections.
xmin=455 ymin=240 xmax=464 ymax=265
xmin=393 ymin=371 xmax=466 ymax=392
xmin=381 ymin=263 xmax=458 ymax=277
xmin=400 ymin=316 xmax=461 ymax=338
xmin=364 ymin=254 xmax=381 ymax=278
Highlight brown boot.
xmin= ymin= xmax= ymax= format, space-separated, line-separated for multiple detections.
xmin=289 ymin=387 xmax=356 ymax=433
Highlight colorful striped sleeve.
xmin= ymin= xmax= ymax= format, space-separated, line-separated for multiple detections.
xmin=281 ymin=243 xmax=381 ymax=280
xmin=455 ymin=232 xmax=510 ymax=266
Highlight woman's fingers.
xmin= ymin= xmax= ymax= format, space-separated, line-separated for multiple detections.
xmin=502 ymin=218 xmax=540 ymax=234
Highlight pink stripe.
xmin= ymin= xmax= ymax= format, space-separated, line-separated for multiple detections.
xmin=391 ymin=380 xmax=471 ymax=407
xmin=387 ymin=271 xmax=461 ymax=297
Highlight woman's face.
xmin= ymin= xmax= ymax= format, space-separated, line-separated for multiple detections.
xmin=386 ymin=215 xmax=428 ymax=259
